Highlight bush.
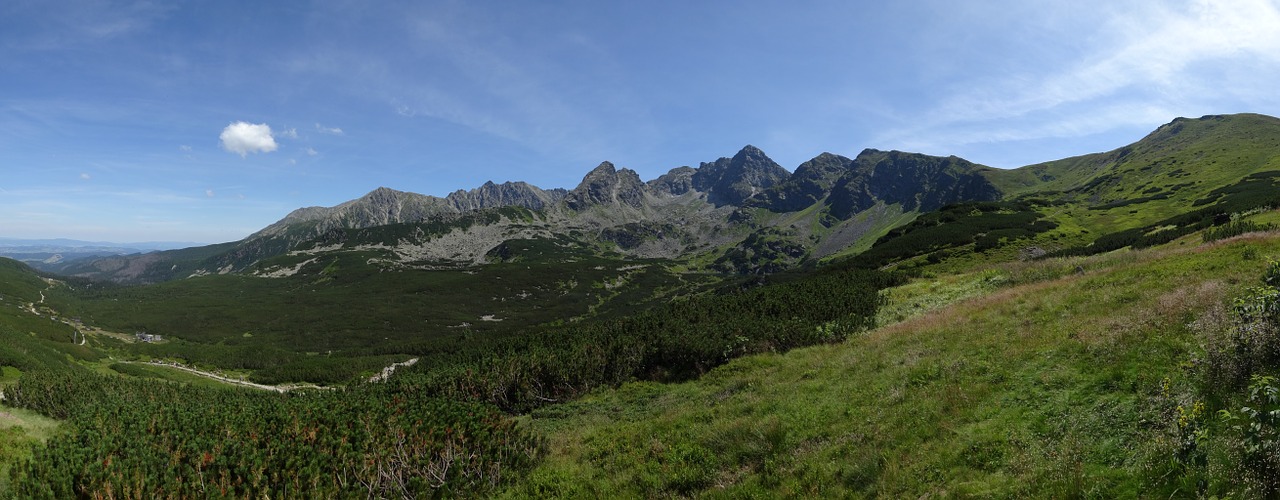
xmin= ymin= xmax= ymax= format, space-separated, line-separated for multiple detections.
xmin=1219 ymin=375 xmax=1280 ymax=494
xmin=1203 ymin=220 xmax=1275 ymax=243
xmin=1265 ymin=259 xmax=1280 ymax=289
xmin=1197 ymin=286 xmax=1280 ymax=390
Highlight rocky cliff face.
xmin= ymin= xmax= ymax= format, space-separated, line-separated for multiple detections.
xmin=827 ymin=149 xmax=1001 ymax=219
xmin=563 ymin=162 xmax=649 ymax=210
xmin=251 ymin=181 xmax=570 ymax=241
xmin=746 ymin=149 xmax=1001 ymax=221
xmin=647 ymin=166 xmax=697 ymax=197
xmin=249 ymin=187 xmax=454 ymax=240
xmin=691 ymin=145 xmax=791 ymax=206
xmin=446 ymin=181 xmax=566 ymax=211
xmin=747 ymin=152 xmax=856 ymax=213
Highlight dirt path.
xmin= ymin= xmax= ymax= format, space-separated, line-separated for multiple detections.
xmin=128 ymin=361 xmax=330 ymax=393
xmin=368 ymin=358 xmax=419 ymax=383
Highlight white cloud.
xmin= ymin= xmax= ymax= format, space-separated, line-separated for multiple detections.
xmin=219 ymin=122 xmax=279 ymax=157
xmin=179 ymin=145 xmax=192 ymax=152
xmin=306 ymin=147 xmax=318 ymax=156
xmin=205 ymin=189 xmax=215 ymax=197
xmin=79 ymin=173 xmax=91 ymax=180
xmin=876 ymin=0 xmax=1280 ymax=157
xmin=279 ymin=128 xmax=299 ymax=139
xmin=315 ymin=123 xmax=343 ymax=135
xmin=947 ymin=0 xmax=1280 ymax=122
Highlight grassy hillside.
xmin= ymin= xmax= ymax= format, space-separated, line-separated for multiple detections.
xmin=505 ymin=225 xmax=1280 ymax=497
xmin=8 ymin=114 xmax=1280 ymax=496
xmin=989 ymin=114 xmax=1280 ymax=234
xmin=0 ymin=240 xmax=901 ymax=496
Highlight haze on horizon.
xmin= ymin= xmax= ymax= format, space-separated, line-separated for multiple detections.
xmin=3 ymin=0 xmax=1279 ymax=244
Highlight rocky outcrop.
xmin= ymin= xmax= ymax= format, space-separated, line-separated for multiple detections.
xmin=249 ymin=187 xmax=455 ymax=240
xmin=827 ymin=149 xmax=1001 ymax=218
xmin=746 ymin=152 xmax=856 ymax=212
xmin=563 ymin=162 xmax=649 ymax=210
xmin=691 ymin=145 xmax=790 ymax=206
xmin=647 ymin=166 xmax=697 ymax=196
xmin=746 ymin=149 xmax=1001 ymax=221
xmin=446 ymin=181 xmax=566 ymax=211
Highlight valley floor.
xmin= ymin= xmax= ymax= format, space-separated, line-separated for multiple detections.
xmin=501 ymin=232 xmax=1280 ymax=497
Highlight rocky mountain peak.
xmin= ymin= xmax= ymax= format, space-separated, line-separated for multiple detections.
xmin=361 ymin=186 xmax=405 ymax=202
xmin=824 ymin=150 xmax=1001 ymax=219
xmin=564 ymin=162 xmax=647 ymax=210
xmin=793 ymin=153 xmax=855 ymax=179
xmin=744 ymin=152 xmax=856 ymax=213
xmin=734 ymin=144 xmax=770 ymax=162
xmin=446 ymin=180 xmax=564 ymax=211
xmin=692 ymin=145 xmax=790 ymax=206
xmin=648 ymin=166 xmax=697 ymax=196
xmin=333 ymin=187 xmax=452 ymax=227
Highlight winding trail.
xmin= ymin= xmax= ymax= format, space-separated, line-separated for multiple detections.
xmin=368 ymin=358 xmax=419 ymax=383
xmin=21 ymin=279 xmax=412 ymax=393
xmin=126 ymin=361 xmax=330 ymax=393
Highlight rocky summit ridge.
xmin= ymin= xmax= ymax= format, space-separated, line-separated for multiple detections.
xmin=52 ymin=113 xmax=1280 ymax=283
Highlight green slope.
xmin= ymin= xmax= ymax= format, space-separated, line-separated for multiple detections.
xmin=988 ymin=113 xmax=1280 ymax=233
xmin=508 ymin=225 xmax=1280 ymax=497
xmin=42 ymin=239 xmax=718 ymax=385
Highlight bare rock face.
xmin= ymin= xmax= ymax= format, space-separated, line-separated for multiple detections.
xmin=746 ymin=149 xmax=1001 ymax=222
xmin=446 ymin=181 xmax=566 ymax=211
xmin=647 ymin=166 xmax=697 ymax=196
xmin=333 ymin=187 xmax=454 ymax=228
xmin=563 ymin=162 xmax=648 ymax=210
xmin=251 ymin=187 xmax=454 ymax=239
xmin=746 ymin=152 xmax=856 ymax=213
xmin=827 ymin=149 xmax=1001 ymax=219
xmin=691 ymin=145 xmax=790 ymax=206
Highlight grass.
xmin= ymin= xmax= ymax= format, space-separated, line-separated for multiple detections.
xmin=0 ymin=404 xmax=61 ymax=492
xmin=990 ymin=114 xmax=1280 ymax=236
xmin=504 ymin=232 xmax=1280 ymax=497
xmin=0 ymin=405 xmax=60 ymax=442
xmin=108 ymin=361 xmax=251 ymax=389
xmin=873 ymin=269 xmax=1005 ymax=326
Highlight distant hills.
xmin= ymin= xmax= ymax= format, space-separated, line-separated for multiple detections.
xmin=0 ymin=238 xmax=201 ymax=251
xmin=0 ymin=238 xmax=203 ymax=271
xmin=46 ymin=112 xmax=1280 ymax=283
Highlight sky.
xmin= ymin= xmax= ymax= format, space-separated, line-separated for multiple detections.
xmin=3 ymin=0 xmax=1280 ymax=244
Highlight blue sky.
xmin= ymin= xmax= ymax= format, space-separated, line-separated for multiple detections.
xmin=3 ymin=0 xmax=1279 ymax=243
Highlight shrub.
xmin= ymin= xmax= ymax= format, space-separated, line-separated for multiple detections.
xmin=1265 ymin=259 xmax=1280 ymax=289
xmin=1219 ymin=375 xmax=1280 ymax=494
xmin=1203 ymin=220 xmax=1275 ymax=243
xmin=1197 ymin=286 xmax=1280 ymax=390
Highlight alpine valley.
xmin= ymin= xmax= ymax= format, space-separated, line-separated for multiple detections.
xmin=5 ymin=113 xmax=1280 ymax=497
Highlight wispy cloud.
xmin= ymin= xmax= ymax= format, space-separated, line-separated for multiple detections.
xmin=876 ymin=0 xmax=1280 ymax=159
xmin=314 ymin=123 xmax=343 ymax=135
xmin=0 ymin=1 xmax=172 ymax=51
xmin=280 ymin=5 xmax=648 ymax=167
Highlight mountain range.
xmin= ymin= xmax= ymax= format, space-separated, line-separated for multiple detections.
xmin=8 ymin=113 xmax=1280 ymax=497
xmin=46 ymin=112 xmax=1280 ymax=283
